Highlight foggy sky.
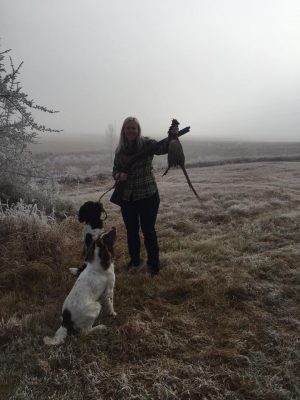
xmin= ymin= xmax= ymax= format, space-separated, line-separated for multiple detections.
xmin=1 ymin=0 xmax=300 ymax=142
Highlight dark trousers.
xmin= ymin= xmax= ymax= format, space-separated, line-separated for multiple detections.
xmin=121 ymin=191 xmax=160 ymax=273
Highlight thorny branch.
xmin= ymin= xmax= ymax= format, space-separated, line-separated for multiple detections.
xmin=0 ymin=48 xmax=61 ymax=184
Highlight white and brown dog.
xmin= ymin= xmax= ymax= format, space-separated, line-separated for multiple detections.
xmin=44 ymin=227 xmax=117 ymax=346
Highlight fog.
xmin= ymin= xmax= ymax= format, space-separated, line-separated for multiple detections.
xmin=1 ymin=0 xmax=300 ymax=144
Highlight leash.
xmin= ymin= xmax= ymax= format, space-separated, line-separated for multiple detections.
xmin=97 ymin=181 xmax=119 ymax=221
xmin=98 ymin=181 xmax=117 ymax=202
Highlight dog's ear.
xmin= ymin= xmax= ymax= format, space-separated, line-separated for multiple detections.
xmin=97 ymin=202 xmax=107 ymax=221
xmin=78 ymin=204 xmax=85 ymax=223
xmin=98 ymin=202 xmax=105 ymax=213
xmin=86 ymin=241 xmax=96 ymax=262
xmin=93 ymin=202 xmax=101 ymax=218
xmin=78 ymin=202 xmax=89 ymax=223
xmin=102 ymin=227 xmax=117 ymax=249
xmin=85 ymin=233 xmax=93 ymax=248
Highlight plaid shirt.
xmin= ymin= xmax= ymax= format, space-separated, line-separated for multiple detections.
xmin=113 ymin=137 xmax=168 ymax=201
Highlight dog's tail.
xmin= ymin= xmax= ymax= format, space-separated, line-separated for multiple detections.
xmin=43 ymin=309 xmax=73 ymax=346
xmin=43 ymin=326 xmax=67 ymax=346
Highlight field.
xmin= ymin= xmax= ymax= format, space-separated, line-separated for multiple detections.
xmin=1 ymin=140 xmax=300 ymax=399
xmin=32 ymin=139 xmax=300 ymax=178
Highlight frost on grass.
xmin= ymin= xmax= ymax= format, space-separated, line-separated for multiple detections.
xmin=1 ymin=162 xmax=300 ymax=399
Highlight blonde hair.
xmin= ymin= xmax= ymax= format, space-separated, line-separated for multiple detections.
xmin=115 ymin=116 xmax=144 ymax=153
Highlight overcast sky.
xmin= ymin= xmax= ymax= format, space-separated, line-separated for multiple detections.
xmin=1 ymin=0 xmax=300 ymax=142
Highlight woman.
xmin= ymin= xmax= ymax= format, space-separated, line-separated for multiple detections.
xmin=112 ymin=116 xmax=172 ymax=276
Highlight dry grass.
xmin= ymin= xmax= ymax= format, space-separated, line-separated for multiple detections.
xmin=1 ymin=161 xmax=300 ymax=399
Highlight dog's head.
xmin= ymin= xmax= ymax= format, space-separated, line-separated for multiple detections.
xmin=86 ymin=227 xmax=117 ymax=269
xmin=78 ymin=201 xmax=107 ymax=227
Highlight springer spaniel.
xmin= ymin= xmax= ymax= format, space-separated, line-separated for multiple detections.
xmin=69 ymin=201 xmax=107 ymax=277
xmin=43 ymin=227 xmax=117 ymax=346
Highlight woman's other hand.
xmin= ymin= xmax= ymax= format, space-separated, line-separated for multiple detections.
xmin=169 ymin=125 xmax=179 ymax=136
xmin=118 ymin=172 xmax=128 ymax=182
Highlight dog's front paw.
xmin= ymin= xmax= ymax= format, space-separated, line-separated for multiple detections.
xmin=92 ymin=324 xmax=107 ymax=332
xmin=69 ymin=268 xmax=79 ymax=276
xmin=43 ymin=336 xmax=60 ymax=346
